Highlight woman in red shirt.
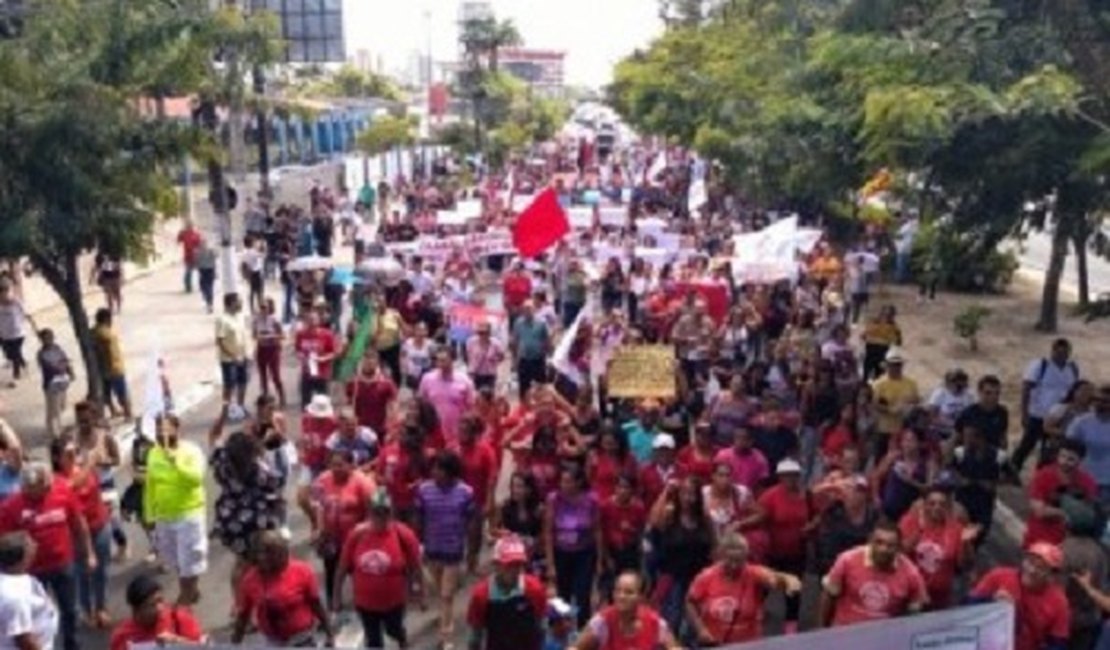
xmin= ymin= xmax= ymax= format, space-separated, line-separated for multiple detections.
xmin=512 ymin=424 xmax=565 ymax=498
xmin=459 ymin=414 xmax=499 ymax=574
xmin=588 ymin=426 xmax=638 ymax=503
xmin=677 ymin=423 xmax=716 ymax=484
xmin=375 ymin=426 xmax=430 ymax=527
xmin=310 ymin=448 xmax=375 ymax=609
xmin=820 ymin=402 xmax=858 ymax=470
xmin=599 ymin=474 xmax=646 ymax=603
xmin=574 ymin=571 xmax=681 ymax=650
xmin=110 ymin=574 xmax=205 ymax=650
xmin=686 ymin=532 xmax=802 ymax=647
xmin=749 ymin=459 xmax=813 ymax=633
xmin=233 ymin=531 xmax=334 ymax=647
xmin=898 ymin=485 xmax=979 ymax=609
xmin=334 ymin=489 xmax=423 ymax=650
xmin=51 ymin=435 xmax=112 ymax=629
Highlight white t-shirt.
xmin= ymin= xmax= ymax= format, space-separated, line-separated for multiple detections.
xmin=1023 ymin=358 xmax=1079 ymax=419
xmin=241 ymin=248 xmax=264 ymax=274
xmin=402 ymin=338 xmax=436 ymax=380
xmin=0 ymin=573 xmax=58 ymax=650
xmin=928 ymin=386 xmax=976 ymax=422
xmin=0 ymin=300 xmax=26 ymax=341
xmin=215 ymin=312 xmax=250 ymax=362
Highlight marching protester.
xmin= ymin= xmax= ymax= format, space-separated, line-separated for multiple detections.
xmin=571 ymin=572 xmax=682 ymax=650
xmin=109 ymin=574 xmax=206 ymax=649
xmin=0 ymin=531 xmax=59 ymax=650
xmin=969 ymin=543 xmax=1070 ymax=650
xmin=466 ymin=535 xmax=548 ymax=650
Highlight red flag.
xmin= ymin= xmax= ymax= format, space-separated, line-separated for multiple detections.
xmin=511 ymin=188 xmax=569 ymax=258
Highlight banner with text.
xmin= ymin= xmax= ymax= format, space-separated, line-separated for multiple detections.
xmin=447 ymin=302 xmax=508 ymax=343
xmin=721 ymin=603 xmax=1013 ymax=650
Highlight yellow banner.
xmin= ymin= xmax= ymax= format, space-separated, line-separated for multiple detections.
xmin=607 ymin=345 xmax=677 ymax=399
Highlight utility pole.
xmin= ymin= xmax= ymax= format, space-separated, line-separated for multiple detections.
xmin=253 ymin=63 xmax=272 ymax=200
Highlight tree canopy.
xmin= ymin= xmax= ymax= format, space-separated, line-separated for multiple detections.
xmin=610 ymin=0 xmax=1110 ymax=330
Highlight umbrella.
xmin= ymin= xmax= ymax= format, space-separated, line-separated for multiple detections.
xmin=286 ymin=255 xmax=334 ymax=272
xmin=845 ymin=251 xmax=881 ymax=273
xmin=356 ymin=256 xmax=406 ymax=286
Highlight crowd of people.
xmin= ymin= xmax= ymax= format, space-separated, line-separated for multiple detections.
xmin=0 ymin=142 xmax=1108 ymax=650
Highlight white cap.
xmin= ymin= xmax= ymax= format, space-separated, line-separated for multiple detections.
xmin=305 ymin=394 xmax=334 ymax=418
xmin=885 ymin=347 xmax=906 ymax=363
xmin=652 ymin=434 xmax=676 ymax=450
xmin=776 ymin=458 xmax=803 ymax=475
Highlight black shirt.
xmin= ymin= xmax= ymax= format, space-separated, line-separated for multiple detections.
xmin=955 ymin=403 xmax=1010 ymax=449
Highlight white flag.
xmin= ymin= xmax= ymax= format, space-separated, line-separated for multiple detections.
xmin=688 ymin=178 xmax=708 ymax=213
xmin=551 ymin=300 xmax=593 ymax=386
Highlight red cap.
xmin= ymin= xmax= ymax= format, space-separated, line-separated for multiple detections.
xmin=1027 ymin=542 xmax=1063 ymax=570
xmin=493 ymin=535 xmax=528 ymax=565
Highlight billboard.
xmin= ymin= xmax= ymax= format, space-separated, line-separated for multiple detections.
xmin=250 ymin=0 xmax=345 ymax=63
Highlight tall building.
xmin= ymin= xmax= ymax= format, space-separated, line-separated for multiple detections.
xmin=458 ymin=0 xmax=493 ymax=24
xmin=500 ymin=48 xmax=566 ymax=98
xmin=251 ymin=0 xmax=345 ymax=63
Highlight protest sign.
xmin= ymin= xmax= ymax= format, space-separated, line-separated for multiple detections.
xmin=671 ymin=281 xmax=730 ymax=324
xmin=511 ymin=194 xmax=536 ymax=212
xmin=607 ymin=346 xmax=676 ymax=399
xmin=435 ymin=210 xmax=467 ymax=226
xmin=447 ymin=302 xmax=507 ymax=343
xmin=396 ymin=230 xmax=516 ymax=261
xmin=568 ymin=206 xmax=595 ymax=230
xmin=717 ymin=603 xmax=1013 ymax=650
xmin=457 ymin=199 xmax=483 ymax=220
xmin=598 ymin=205 xmax=627 ymax=228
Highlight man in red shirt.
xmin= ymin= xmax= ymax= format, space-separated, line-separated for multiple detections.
xmin=345 ymin=352 xmax=397 ymax=437
xmin=176 ymin=222 xmax=202 ymax=294
xmin=502 ymin=262 xmax=533 ymax=327
xmin=293 ymin=311 xmax=338 ymax=407
xmin=1026 ymin=438 xmax=1098 ymax=549
xmin=970 ymin=543 xmax=1070 ymax=650
xmin=466 ymin=535 xmax=547 ymax=650
xmin=820 ymin=520 xmax=928 ymax=627
xmin=459 ymin=414 xmax=498 ymax=575
xmin=686 ymin=532 xmax=801 ymax=646
xmin=110 ymin=574 xmax=206 ymax=650
xmin=898 ymin=486 xmax=979 ymax=608
xmin=0 ymin=463 xmax=93 ymax=650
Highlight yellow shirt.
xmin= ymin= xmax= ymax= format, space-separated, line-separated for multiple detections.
xmin=215 ymin=313 xmax=250 ymax=362
xmin=863 ymin=321 xmax=902 ymax=347
xmin=375 ymin=309 xmax=403 ymax=350
xmin=93 ymin=325 xmax=125 ymax=376
xmin=871 ymin=376 xmax=921 ymax=435
xmin=143 ymin=441 xmax=206 ymax=523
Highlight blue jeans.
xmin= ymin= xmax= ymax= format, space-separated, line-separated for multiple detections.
xmin=77 ymin=525 xmax=110 ymax=616
xmin=37 ymin=564 xmax=79 ymax=650
xmin=896 ymin=250 xmax=910 ymax=283
xmin=1095 ymin=620 xmax=1110 ymax=650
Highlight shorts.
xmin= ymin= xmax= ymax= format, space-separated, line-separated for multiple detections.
xmin=103 ymin=374 xmax=129 ymax=405
xmin=220 ymin=360 xmax=250 ymax=388
xmin=155 ymin=513 xmax=209 ymax=578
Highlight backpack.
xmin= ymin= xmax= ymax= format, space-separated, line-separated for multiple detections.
xmin=1034 ymin=358 xmax=1079 ymax=384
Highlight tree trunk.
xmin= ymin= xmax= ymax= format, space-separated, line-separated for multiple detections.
xmin=1073 ymin=229 xmax=1091 ymax=309
xmin=34 ymin=252 xmax=104 ymax=403
xmin=1037 ymin=221 xmax=1071 ymax=332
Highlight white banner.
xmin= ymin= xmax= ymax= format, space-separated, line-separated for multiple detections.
xmin=598 ymin=205 xmax=627 ymax=228
xmin=720 ymin=603 xmax=1013 ymax=650
xmin=568 ymin=206 xmax=595 ymax=230
xmin=457 ymin=199 xmax=483 ymax=220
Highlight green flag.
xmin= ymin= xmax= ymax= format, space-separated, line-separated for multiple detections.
xmin=336 ymin=307 xmax=375 ymax=382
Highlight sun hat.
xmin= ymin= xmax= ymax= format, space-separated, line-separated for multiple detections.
xmin=652 ymin=434 xmax=676 ymax=450
xmin=776 ymin=458 xmax=803 ymax=475
xmin=305 ymin=394 xmax=334 ymax=418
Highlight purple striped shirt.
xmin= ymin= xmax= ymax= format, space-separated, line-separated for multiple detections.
xmin=415 ymin=480 xmax=475 ymax=559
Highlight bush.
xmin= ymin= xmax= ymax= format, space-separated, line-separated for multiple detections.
xmin=911 ymin=221 xmax=1018 ymax=293
xmin=954 ymin=305 xmax=992 ymax=351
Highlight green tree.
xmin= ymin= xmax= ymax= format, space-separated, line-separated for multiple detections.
xmin=357 ymin=114 xmax=417 ymax=155
xmin=0 ymin=0 xmax=277 ymax=401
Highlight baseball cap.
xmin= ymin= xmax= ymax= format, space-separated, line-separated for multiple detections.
xmin=652 ymin=434 xmax=676 ymax=450
xmin=547 ymin=597 xmax=577 ymax=624
xmin=1027 ymin=542 xmax=1063 ymax=570
xmin=776 ymin=459 xmax=802 ymax=475
xmin=493 ymin=535 xmax=528 ymax=565
xmin=885 ymin=347 xmax=906 ymax=364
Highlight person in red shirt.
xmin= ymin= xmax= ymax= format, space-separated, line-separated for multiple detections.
xmin=375 ymin=426 xmax=430 ymax=525
xmin=459 ymin=414 xmax=499 ymax=575
xmin=110 ymin=574 xmax=206 ymax=650
xmin=346 ymin=352 xmax=398 ymax=437
xmin=970 ymin=543 xmax=1070 ymax=650
xmin=502 ymin=262 xmax=534 ymax=324
xmin=677 ymin=423 xmax=716 ymax=484
xmin=750 ymin=458 xmax=812 ymax=633
xmin=587 ymin=426 xmax=638 ymax=503
xmin=820 ymin=520 xmax=928 ymax=627
xmin=295 ymin=394 xmax=338 ymax=523
xmin=176 ymin=222 xmax=202 ymax=294
xmin=293 ymin=310 xmax=338 ymax=407
xmin=898 ymin=485 xmax=979 ymax=608
xmin=1026 ymin=438 xmax=1099 ymax=548
xmin=574 ymin=571 xmax=682 ymax=650
xmin=466 ymin=535 xmax=548 ymax=650
xmin=0 ymin=462 xmax=93 ymax=650
xmin=686 ymin=532 xmax=802 ymax=647
xmin=599 ymin=474 xmax=647 ymax=602
xmin=334 ymin=488 xmax=423 ymax=650
xmin=233 ymin=531 xmax=334 ymax=647
xmin=51 ymin=435 xmax=112 ymax=629
xmin=309 ymin=448 xmax=375 ymax=609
